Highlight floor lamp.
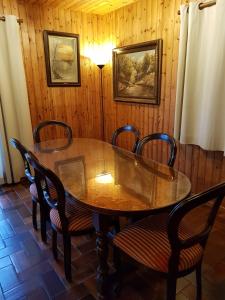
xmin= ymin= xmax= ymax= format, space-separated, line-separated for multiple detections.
xmin=97 ymin=64 xmax=105 ymax=141
xmin=95 ymin=64 xmax=113 ymax=184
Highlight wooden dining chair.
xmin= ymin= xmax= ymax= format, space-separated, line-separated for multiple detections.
xmin=25 ymin=151 xmax=94 ymax=282
xmin=136 ymin=133 xmax=177 ymax=167
xmin=33 ymin=120 xmax=72 ymax=143
xmin=111 ymin=125 xmax=140 ymax=239
xmin=33 ymin=120 xmax=72 ymax=152
xmin=113 ymin=182 xmax=225 ymax=300
xmin=9 ymin=138 xmax=55 ymax=242
xmin=111 ymin=125 xmax=140 ymax=153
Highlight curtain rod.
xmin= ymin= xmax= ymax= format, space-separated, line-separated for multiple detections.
xmin=0 ymin=16 xmax=23 ymax=24
xmin=178 ymin=1 xmax=216 ymax=15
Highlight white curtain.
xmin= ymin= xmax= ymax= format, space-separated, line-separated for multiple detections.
xmin=174 ymin=0 xmax=225 ymax=153
xmin=0 ymin=15 xmax=33 ymax=184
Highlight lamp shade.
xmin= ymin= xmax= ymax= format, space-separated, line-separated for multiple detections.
xmin=84 ymin=42 xmax=115 ymax=66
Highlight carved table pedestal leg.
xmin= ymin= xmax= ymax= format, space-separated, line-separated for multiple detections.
xmin=93 ymin=213 xmax=110 ymax=300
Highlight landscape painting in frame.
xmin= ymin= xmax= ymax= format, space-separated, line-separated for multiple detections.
xmin=43 ymin=30 xmax=81 ymax=87
xmin=113 ymin=40 xmax=162 ymax=104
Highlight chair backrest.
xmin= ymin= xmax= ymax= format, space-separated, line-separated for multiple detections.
xmin=111 ymin=125 xmax=140 ymax=153
xmin=167 ymin=182 xmax=225 ymax=271
xmin=9 ymin=138 xmax=34 ymax=183
xmin=135 ymin=133 xmax=177 ymax=167
xmin=25 ymin=151 xmax=69 ymax=230
xmin=33 ymin=120 xmax=72 ymax=143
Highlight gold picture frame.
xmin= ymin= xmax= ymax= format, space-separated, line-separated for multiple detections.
xmin=113 ymin=39 xmax=162 ymax=104
xmin=43 ymin=30 xmax=81 ymax=87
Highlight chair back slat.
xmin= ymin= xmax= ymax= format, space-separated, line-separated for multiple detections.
xmin=168 ymin=182 xmax=225 ymax=251
xmin=111 ymin=125 xmax=140 ymax=153
xmin=136 ymin=133 xmax=177 ymax=167
xmin=9 ymin=138 xmax=35 ymax=183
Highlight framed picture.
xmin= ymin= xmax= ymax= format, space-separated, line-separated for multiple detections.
xmin=113 ymin=39 xmax=162 ymax=104
xmin=55 ymin=156 xmax=86 ymax=199
xmin=43 ymin=30 xmax=81 ymax=87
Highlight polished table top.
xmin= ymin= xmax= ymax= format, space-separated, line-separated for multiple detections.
xmin=29 ymin=138 xmax=191 ymax=215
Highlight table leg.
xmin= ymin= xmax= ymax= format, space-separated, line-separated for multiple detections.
xmin=93 ymin=213 xmax=109 ymax=300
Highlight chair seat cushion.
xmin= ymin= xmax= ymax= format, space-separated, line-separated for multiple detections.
xmin=113 ymin=214 xmax=203 ymax=273
xmin=50 ymin=201 xmax=93 ymax=232
xmin=29 ymin=182 xmax=57 ymax=200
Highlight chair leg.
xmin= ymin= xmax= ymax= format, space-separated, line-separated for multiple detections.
xmin=196 ymin=263 xmax=202 ymax=300
xmin=166 ymin=277 xmax=177 ymax=300
xmin=112 ymin=245 xmax=122 ymax=297
xmin=63 ymin=234 xmax=72 ymax=282
xmin=32 ymin=200 xmax=38 ymax=230
xmin=114 ymin=218 xmax=120 ymax=234
xmin=112 ymin=218 xmax=121 ymax=271
xmin=113 ymin=245 xmax=121 ymax=272
xmin=40 ymin=204 xmax=47 ymax=243
xmin=52 ymin=228 xmax=58 ymax=260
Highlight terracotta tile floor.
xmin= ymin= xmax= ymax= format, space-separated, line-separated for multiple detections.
xmin=0 ymin=182 xmax=225 ymax=299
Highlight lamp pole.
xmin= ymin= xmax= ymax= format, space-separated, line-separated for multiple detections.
xmin=97 ymin=64 xmax=105 ymax=141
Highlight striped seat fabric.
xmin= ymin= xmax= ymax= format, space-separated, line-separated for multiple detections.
xmin=29 ymin=182 xmax=57 ymax=200
xmin=114 ymin=214 xmax=203 ymax=273
xmin=50 ymin=200 xmax=93 ymax=232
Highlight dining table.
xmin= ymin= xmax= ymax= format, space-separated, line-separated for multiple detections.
xmin=29 ymin=137 xmax=191 ymax=299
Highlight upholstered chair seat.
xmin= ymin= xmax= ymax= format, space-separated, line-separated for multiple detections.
xmin=114 ymin=214 xmax=203 ymax=273
xmin=50 ymin=201 xmax=93 ymax=232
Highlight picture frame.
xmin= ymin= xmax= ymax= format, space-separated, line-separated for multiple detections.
xmin=55 ymin=156 xmax=86 ymax=198
xmin=113 ymin=39 xmax=162 ymax=104
xmin=43 ymin=30 xmax=81 ymax=87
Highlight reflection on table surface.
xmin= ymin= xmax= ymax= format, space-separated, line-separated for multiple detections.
xmin=29 ymin=138 xmax=191 ymax=214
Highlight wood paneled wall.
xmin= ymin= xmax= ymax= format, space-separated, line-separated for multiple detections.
xmin=0 ymin=0 xmax=225 ymax=193
xmin=0 ymin=0 xmax=103 ymax=140
xmin=99 ymin=0 xmax=225 ymax=193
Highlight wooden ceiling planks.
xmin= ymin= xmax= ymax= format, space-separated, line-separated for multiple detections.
xmin=25 ymin=0 xmax=138 ymax=14
xmin=58 ymin=0 xmax=103 ymax=11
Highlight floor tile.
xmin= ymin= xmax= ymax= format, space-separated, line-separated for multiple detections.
xmin=6 ymin=211 xmax=24 ymax=228
xmin=17 ymin=204 xmax=31 ymax=219
xmin=21 ymin=237 xmax=42 ymax=257
xmin=10 ymin=250 xmax=43 ymax=273
xmin=0 ymin=238 xmax=5 ymax=250
xmin=23 ymin=286 xmax=50 ymax=300
xmin=0 ymin=244 xmax=22 ymax=259
xmin=4 ymin=278 xmax=45 ymax=300
xmin=0 ymin=194 xmax=13 ymax=210
xmin=14 ymin=184 xmax=30 ymax=199
xmin=54 ymin=284 xmax=89 ymax=300
xmin=0 ymin=256 xmax=11 ymax=269
xmin=0 ymin=212 xmax=6 ymax=222
xmin=18 ymin=261 xmax=53 ymax=281
xmin=41 ymin=270 xmax=66 ymax=297
xmin=0 ymin=220 xmax=15 ymax=239
xmin=1 ymin=182 xmax=225 ymax=299
xmin=0 ymin=264 xmax=20 ymax=292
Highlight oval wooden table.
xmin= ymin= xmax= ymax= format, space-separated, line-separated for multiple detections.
xmin=29 ymin=138 xmax=191 ymax=299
